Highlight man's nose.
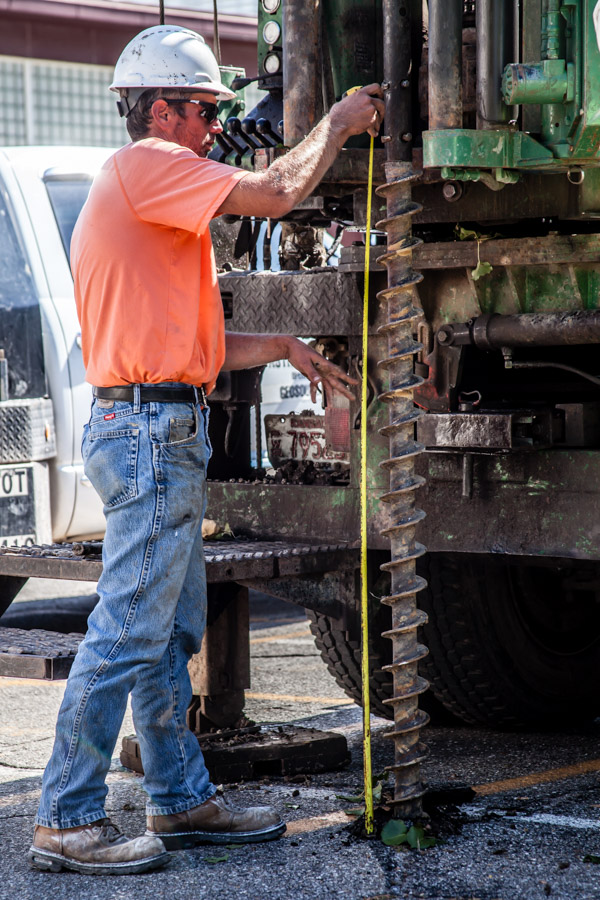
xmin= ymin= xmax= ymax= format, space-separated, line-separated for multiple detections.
xmin=210 ymin=118 xmax=224 ymax=134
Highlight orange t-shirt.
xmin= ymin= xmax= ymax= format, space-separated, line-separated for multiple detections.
xmin=71 ymin=138 xmax=247 ymax=392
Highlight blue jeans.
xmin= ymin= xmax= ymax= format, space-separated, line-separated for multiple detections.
xmin=36 ymin=388 xmax=216 ymax=828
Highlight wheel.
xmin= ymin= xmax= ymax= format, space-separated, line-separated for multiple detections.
xmin=0 ymin=576 xmax=27 ymax=619
xmin=308 ymin=553 xmax=600 ymax=728
xmin=419 ymin=553 xmax=600 ymax=728
xmin=306 ymin=606 xmax=393 ymax=720
xmin=306 ymin=556 xmax=456 ymax=724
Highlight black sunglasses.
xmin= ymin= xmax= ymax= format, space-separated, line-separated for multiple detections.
xmin=163 ymin=99 xmax=220 ymax=124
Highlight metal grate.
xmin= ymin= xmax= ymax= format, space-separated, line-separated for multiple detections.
xmin=0 ymin=626 xmax=82 ymax=679
xmin=0 ymin=399 xmax=56 ymax=464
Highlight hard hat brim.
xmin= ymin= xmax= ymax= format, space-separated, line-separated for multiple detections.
xmin=189 ymin=81 xmax=236 ymax=101
xmin=109 ymin=81 xmax=236 ymax=101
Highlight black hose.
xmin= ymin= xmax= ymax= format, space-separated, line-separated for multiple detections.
xmin=512 ymin=361 xmax=600 ymax=388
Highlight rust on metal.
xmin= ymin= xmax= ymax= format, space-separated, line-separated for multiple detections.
xmin=282 ymin=0 xmax=321 ymax=147
xmin=417 ymin=410 xmax=555 ymax=450
xmin=265 ymin=412 xmax=350 ymax=469
xmin=413 ymin=233 xmax=600 ymax=270
xmin=428 ymin=0 xmax=463 ymax=130
xmin=375 ymin=161 xmax=429 ymax=815
xmin=0 ymin=626 xmax=83 ymax=679
xmin=120 ymin=726 xmax=350 ymax=785
xmin=0 ymin=539 xmax=357 ymax=584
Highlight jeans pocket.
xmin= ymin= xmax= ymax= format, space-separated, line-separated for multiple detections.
xmin=168 ymin=416 xmax=197 ymax=445
xmin=84 ymin=428 xmax=140 ymax=508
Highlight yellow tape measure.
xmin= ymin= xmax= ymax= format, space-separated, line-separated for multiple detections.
xmin=343 ymin=82 xmax=376 ymax=836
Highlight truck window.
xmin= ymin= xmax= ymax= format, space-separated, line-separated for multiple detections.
xmin=0 ymin=178 xmax=38 ymax=311
xmin=44 ymin=177 xmax=93 ymax=266
xmin=0 ymin=177 xmax=46 ymax=398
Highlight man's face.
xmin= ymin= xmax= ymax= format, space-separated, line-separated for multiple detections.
xmin=163 ymin=91 xmax=224 ymax=157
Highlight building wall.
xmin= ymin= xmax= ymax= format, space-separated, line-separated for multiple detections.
xmin=0 ymin=0 xmax=258 ymax=147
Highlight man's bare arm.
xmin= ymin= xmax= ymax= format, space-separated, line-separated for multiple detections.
xmin=223 ymin=333 xmax=359 ymax=402
xmin=216 ymin=85 xmax=384 ymax=220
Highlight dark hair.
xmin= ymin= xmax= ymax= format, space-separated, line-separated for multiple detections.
xmin=125 ymin=88 xmax=190 ymax=141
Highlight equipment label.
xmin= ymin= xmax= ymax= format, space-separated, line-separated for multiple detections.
xmin=0 ymin=534 xmax=35 ymax=548
xmin=0 ymin=467 xmax=29 ymax=498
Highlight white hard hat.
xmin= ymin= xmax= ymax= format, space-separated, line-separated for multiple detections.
xmin=110 ymin=24 xmax=236 ymax=115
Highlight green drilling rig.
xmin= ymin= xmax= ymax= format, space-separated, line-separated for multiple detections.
xmin=204 ymin=0 xmax=600 ymax=813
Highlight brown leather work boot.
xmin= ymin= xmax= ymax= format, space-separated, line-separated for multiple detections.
xmin=146 ymin=793 xmax=286 ymax=850
xmin=29 ymin=818 xmax=170 ymax=875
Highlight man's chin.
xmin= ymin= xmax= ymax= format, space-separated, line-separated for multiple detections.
xmin=196 ymin=143 xmax=213 ymax=158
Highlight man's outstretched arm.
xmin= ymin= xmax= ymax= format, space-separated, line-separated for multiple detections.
xmin=216 ymin=85 xmax=384 ymax=220
xmin=223 ymin=333 xmax=358 ymax=402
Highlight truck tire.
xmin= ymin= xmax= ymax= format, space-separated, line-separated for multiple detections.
xmin=308 ymin=553 xmax=600 ymax=728
xmin=306 ymin=563 xmax=457 ymax=725
xmin=307 ymin=607 xmax=393 ymax=720
xmin=419 ymin=553 xmax=600 ymax=728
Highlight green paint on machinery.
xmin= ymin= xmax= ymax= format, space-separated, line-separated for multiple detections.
xmin=424 ymin=0 xmax=600 ymax=175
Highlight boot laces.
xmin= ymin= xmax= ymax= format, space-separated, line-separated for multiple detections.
xmin=96 ymin=819 xmax=124 ymax=843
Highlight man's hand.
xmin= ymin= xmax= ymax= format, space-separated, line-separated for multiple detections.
xmin=285 ymin=337 xmax=359 ymax=403
xmin=216 ymin=84 xmax=385 ymax=219
xmin=222 ymin=333 xmax=359 ymax=402
xmin=329 ymin=83 xmax=385 ymax=139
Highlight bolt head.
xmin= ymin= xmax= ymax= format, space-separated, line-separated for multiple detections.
xmin=443 ymin=181 xmax=464 ymax=202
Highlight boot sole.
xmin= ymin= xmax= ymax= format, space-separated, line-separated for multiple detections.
xmin=147 ymin=821 xmax=286 ymax=850
xmin=28 ymin=846 xmax=170 ymax=875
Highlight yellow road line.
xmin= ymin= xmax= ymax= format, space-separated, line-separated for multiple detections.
xmin=281 ymin=760 xmax=600 ymax=837
xmin=285 ymin=811 xmax=349 ymax=835
xmin=0 ymin=678 xmax=63 ymax=687
xmin=249 ymin=629 xmax=311 ymax=644
xmin=249 ymin=616 xmax=306 ymax=626
xmin=245 ymin=691 xmax=354 ymax=705
xmin=473 ymin=757 xmax=600 ymax=796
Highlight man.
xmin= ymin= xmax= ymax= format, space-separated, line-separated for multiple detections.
xmin=29 ymin=24 xmax=384 ymax=875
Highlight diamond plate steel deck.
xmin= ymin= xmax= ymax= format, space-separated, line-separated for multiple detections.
xmin=0 ymin=541 xmax=357 ymax=680
xmin=0 ymin=539 xmax=356 ymax=583
xmin=0 ymin=626 xmax=83 ymax=679
xmin=220 ymin=269 xmax=363 ymax=336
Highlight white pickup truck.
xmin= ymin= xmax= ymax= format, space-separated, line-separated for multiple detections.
xmin=0 ymin=146 xmax=113 ymax=553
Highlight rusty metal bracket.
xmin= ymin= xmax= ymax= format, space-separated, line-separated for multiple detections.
xmin=239 ymin=568 xmax=358 ymax=624
xmin=417 ymin=410 xmax=556 ymax=450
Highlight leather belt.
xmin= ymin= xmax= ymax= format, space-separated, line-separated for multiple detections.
xmin=93 ymin=385 xmax=207 ymax=405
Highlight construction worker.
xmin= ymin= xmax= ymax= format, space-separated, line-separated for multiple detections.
xmin=29 ymin=24 xmax=384 ymax=875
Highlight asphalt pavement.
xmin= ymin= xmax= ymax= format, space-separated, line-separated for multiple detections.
xmin=2 ymin=582 xmax=600 ymax=899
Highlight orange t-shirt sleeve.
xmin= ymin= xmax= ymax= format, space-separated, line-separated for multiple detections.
xmin=114 ymin=138 xmax=247 ymax=235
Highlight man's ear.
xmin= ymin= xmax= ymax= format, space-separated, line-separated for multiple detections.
xmin=150 ymin=98 xmax=171 ymax=126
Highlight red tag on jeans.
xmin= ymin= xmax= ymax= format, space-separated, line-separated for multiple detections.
xmin=104 ymin=413 xmax=116 ymax=420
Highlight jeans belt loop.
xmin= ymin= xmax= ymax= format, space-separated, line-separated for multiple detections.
xmin=133 ymin=384 xmax=141 ymax=413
